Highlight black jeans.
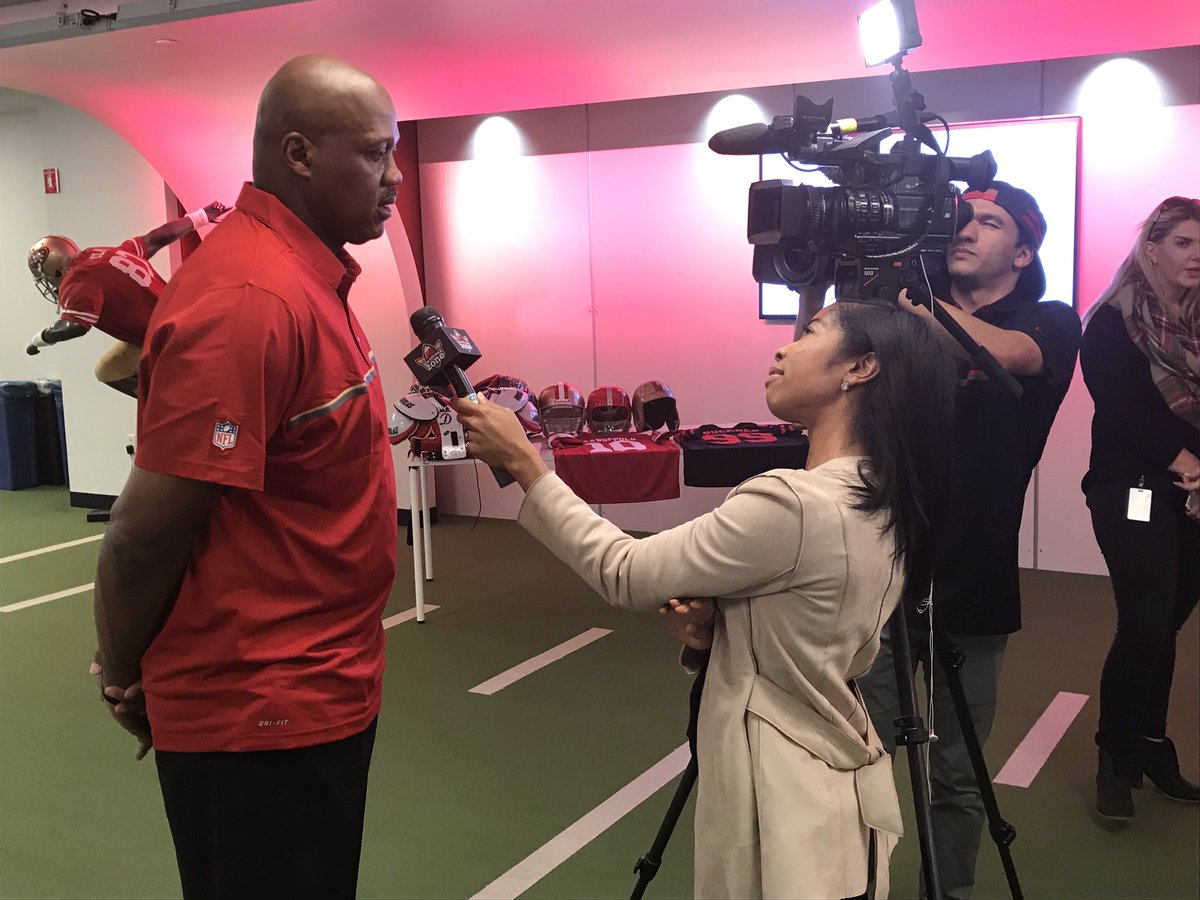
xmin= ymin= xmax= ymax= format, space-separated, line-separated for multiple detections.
xmin=1088 ymin=479 xmax=1200 ymax=757
xmin=155 ymin=718 xmax=378 ymax=900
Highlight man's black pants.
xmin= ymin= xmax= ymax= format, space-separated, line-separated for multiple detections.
xmin=155 ymin=718 xmax=378 ymax=900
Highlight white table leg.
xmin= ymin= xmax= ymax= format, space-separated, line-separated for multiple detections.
xmin=408 ymin=464 xmax=425 ymax=623
xmin=419 ymin=459 xmax=433 ymax=581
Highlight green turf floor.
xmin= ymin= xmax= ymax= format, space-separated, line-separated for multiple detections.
xmin=1 ymin=487 xmax=1197 ymax=899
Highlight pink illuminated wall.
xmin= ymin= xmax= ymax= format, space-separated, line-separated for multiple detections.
xmin=421 ymin=150 xmax=596 ymax=520
xmin=1077 ymin=106 xmax=1200 ymax=317
xmin=587 ymin=144 xmax=793 ymax=532
xmin=419 ymin=66 xmax=1200 ymax=570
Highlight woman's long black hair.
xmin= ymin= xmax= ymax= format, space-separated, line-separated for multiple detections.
xmin=829 ymin=301 xmax=957 ymax=590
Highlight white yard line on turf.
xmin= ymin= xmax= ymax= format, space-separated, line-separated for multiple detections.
xmin=1 ymin=583 xmax=94 ymax=613
xmin=471 ymin=742 xmax=691 ymax=900
xmin=383 ymin=605 xmax=440 ymax=628
xmin=994 ymin=691 xmax=1090 ymax=788
xmin=0 ymin=534 xmax=103 ymax=565
xmin=468 ymin=627 xmax=612 ymax=696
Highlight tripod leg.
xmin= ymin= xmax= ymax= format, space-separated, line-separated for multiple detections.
xmin=886 ymin=606 xmax=943 ymax=900
xmin=932 ymin=624 xmax=1023 ymax=899
xmin=630 ymin=756 xmax=698 ymax=900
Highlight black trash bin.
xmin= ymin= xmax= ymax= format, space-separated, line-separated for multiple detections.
xmin=52 ymin=380 xmax=68 ymax=484
xmin=0 ymin=381 xmax=39 ymax=490
xmin=34 ymin=380 xmax=65 ymax=486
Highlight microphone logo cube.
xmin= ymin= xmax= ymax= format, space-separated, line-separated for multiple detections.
xmin=413 ymin=339 xmax=447 ymax=373
xmin=404 ymin=325 xmax=482 ymax=386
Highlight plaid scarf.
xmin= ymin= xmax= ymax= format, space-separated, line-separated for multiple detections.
xmin=1107 ymin=276 xmax=1200 ymax=429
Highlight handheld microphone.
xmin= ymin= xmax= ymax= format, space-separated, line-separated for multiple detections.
xmin=406 ymin=306 xmax=482 ymax=396
xmin=405 ymin=306 xmax=515 ymax=487
xmin=708 ymin=123 xmax=804 ymax=157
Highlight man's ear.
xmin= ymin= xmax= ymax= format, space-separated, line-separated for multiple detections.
xmin=846 ymin=352 xmax=880 ymax=387
xmin=1013 ymin=243 xmax=1034 ymax=271
xmin=281 ymin=132 xmax=315 ymax=179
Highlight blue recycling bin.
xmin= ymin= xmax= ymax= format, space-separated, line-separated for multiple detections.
xmin=0 ymin=381 xmax=39 ymax=490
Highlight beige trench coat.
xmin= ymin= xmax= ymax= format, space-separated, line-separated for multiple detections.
xmin=519 ymin=457 xmax=905 ymax=899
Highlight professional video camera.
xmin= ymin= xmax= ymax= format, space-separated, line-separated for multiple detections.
xmin=709 ymin=38 xmax=997 ymax=304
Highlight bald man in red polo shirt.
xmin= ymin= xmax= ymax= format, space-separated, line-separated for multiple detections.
xmin=93 ymin=55 xmax=402 ymax=900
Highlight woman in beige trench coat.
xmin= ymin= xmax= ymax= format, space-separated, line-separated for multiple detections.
xmin=455 ymin=301 xmax=957 ymax=899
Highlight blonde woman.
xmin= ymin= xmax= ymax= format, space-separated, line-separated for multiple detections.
xmin=1081 ymin=196 xmax=1200 ymax=821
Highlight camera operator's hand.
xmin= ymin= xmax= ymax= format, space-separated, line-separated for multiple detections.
xmin=659 ymin=598 xmax=715 ymax=651
xmin=897 ymin=289 xmax=932 ymax=317
xmin=794 ymin=283 xmax=831 ymax=338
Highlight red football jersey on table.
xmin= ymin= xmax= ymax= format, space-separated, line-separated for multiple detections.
xmin=57 ymin=237 xmax=165 ymax=345
xmin=135 ymin=184 xmax=397 ymax=753
xmin=551 ymin=433 xmax=680 ymax=504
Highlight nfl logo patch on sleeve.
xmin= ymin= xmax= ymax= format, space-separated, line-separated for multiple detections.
xmin=212 ymin=420 xmax=239 ymax=451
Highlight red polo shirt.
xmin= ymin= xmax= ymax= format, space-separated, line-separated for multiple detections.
xmin=135 ymin=183 xmax=397 ymax=752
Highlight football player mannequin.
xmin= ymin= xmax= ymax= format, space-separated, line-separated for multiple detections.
xmin=25 ymin=200 xmax=229 ymax=397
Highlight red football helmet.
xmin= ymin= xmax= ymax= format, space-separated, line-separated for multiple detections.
xmin=27 ymin=235 xmax=80 ymax=305
xmin=632 ymin=381 xmax=680 ymax=432
xmin=537 ymin=382 xmax=586 ymax=437
xmin=586 ymin=385 xmax=631 ymax=434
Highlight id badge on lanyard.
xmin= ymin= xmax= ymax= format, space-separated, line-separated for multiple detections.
xmin=1127 ymin=476 xmax=1152 ymax=523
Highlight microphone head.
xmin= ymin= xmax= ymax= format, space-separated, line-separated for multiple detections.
xmin=410 ymin=306 xmax=444 ymax=339
xmin=708 ymin=123 xmax=772 ymax=156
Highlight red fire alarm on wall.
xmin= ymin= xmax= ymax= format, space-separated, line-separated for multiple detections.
xmin=43 ymin=168 xmax=60 ymax=193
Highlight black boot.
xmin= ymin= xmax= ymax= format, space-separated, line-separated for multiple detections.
xmin=1134 ymin=737 xmax=1200 ymax=802
xmin=1096 ymin=748 xmax=1137 ymax=820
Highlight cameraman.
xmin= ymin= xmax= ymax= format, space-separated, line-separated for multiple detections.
xmin=799 ymin=183 xmax=1082 ymax=899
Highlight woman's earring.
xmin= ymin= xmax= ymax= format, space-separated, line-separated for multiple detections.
xmin=840 ymin=380 xmax=851 ymax=392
